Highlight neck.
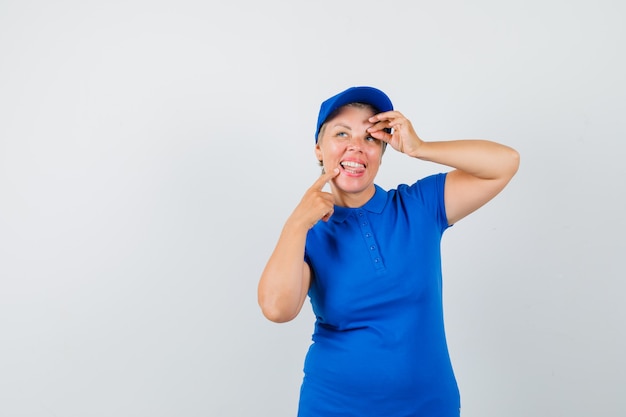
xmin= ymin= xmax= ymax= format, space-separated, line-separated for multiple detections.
xmin=331 ymin=184 xmax=376 ymax=208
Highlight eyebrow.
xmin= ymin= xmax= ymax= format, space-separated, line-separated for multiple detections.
xmin=331 ymin=123 xmax=352 ymax=130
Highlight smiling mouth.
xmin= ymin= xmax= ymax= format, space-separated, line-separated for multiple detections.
xmin=340 ymin=161 xmax=365 ymax=174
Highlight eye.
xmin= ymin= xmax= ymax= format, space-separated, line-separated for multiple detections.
xmin=335 ymin=131 xmax=348 ymax=138
xmin=365 ymin=136 xmax=379 ymax=143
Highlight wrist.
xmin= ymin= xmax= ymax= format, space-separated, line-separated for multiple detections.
xmin=407 ymin=140 xmax=428 ymax=160
xmin=284 ymin=215 xmax=315 ymax=234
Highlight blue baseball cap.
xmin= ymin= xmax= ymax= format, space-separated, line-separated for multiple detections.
xmin=315 ymin=86 xmax=394 ymax=142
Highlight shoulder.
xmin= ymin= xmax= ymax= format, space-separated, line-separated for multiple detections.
xmin=391 ymin=173 xmax=447 ymax=201
xmin=388 ymin=173 xmax=449 ymax=231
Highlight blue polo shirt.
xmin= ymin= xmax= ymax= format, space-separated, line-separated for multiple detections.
xmin=299 ymin=173 xmax=460 ymax=417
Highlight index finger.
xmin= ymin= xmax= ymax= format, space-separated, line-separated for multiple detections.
xmin=369 ymin=110 xmax=402 ymax=122
xmin=311 ymin=167 xmax=339 ymax=190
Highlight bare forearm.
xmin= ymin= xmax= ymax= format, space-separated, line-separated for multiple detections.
xmin=258 ymin=220 xmax=309 ymax=323
xmin=409 ymin=139 xmax=520 ymax=180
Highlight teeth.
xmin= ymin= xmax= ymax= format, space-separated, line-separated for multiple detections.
xmin=341 ymin=161 xmax=364 ymax=168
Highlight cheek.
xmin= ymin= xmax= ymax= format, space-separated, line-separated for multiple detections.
xmin=369 ymin=148 xmax=384 ymax=165
xmin=320 ymin=144 xmax=342 ymax=161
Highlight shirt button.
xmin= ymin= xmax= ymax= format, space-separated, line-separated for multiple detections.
xmin=365 ymin=233 xmax=371 ymax=238
xmin=370 ymin=245 xmax=376 ymax=251
xmin=374 ymin=258 xmax=380 ymax=263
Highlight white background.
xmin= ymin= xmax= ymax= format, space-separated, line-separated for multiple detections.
xmin=1 ymin=1 xmax=625 ymax=416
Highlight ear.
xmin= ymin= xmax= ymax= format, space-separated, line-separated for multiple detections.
xmin=314 ymin=143 xmax=323 ymax=162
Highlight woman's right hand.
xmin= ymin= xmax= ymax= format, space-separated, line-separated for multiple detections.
xmin=290 ymin=167 xmax=340 ymax=229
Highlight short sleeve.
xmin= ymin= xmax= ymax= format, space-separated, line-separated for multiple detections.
xmin=398 ymin=172 xmax=450 ymax=233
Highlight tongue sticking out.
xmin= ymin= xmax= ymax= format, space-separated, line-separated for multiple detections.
xmin=340 ymin=161 xmax=365 ymax=174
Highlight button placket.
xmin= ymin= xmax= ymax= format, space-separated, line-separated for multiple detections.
xmin=357 ymin=211 xmax=384 ymax=270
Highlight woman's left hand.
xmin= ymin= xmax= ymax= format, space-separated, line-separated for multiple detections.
xmin=367 ymin=111 xmax=424 ymax=157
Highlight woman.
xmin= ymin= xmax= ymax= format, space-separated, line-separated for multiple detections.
xmin=258 ymin=86 xmax=520 ymax=416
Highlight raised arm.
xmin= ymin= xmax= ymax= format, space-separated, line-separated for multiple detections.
xmin=258 ymin=168 xmax=339 ymax=323
xmin=368 ymin=111 xmax=520 ymax=225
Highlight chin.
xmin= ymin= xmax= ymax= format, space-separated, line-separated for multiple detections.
xmin=335 ymin=179 xmax=373 ymax=194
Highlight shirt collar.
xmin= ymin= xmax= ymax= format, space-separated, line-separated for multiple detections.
xmin=330 ymin=184 xmax=387 ymax=223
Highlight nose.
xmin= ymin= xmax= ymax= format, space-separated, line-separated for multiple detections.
xmin=347 ymin=135 xmax=365 ymax=151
